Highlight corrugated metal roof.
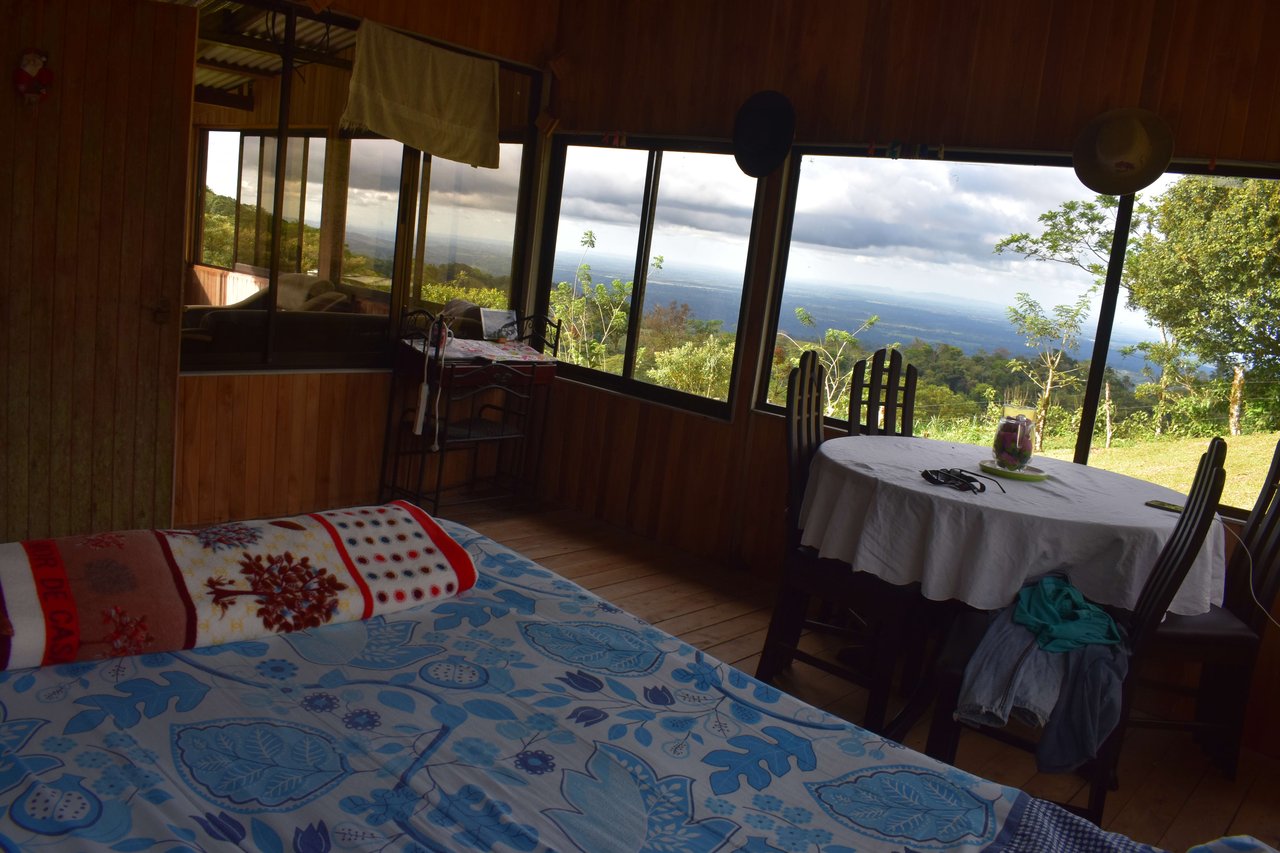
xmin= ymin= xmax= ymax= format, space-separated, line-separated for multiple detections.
xmin=244 ymin=14 xmax=356 ymax=55
xmin=192 ymin=1 xmax=356 ymax=94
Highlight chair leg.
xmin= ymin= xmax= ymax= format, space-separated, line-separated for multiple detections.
xmin=757 ymin=583 xmax=809 ymax=682
xmin=1199 ymin=660 xmax=1253 ymax=779
xmin=1083 ymin=734 xmax=1122 ymax=826
xmin=924 ymin=666 xmax=965 ymax=764
xmin=862 ymin=617 xmax=904 ymax=733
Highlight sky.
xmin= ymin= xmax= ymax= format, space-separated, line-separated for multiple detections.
xmin=206 ymin=132 xmax=523 ymax=243
xmin=206 ymin=131 xmax=1179 ymax=338
xmin=552 ymin=148 xmax=1181 ymax=339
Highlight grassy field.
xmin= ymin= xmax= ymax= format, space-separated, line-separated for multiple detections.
xmin=1039 ymin=431 xmax=1279 ymax=510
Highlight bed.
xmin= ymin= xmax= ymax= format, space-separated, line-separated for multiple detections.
xmin=0 ymin=504 xmax=1262 ymax=852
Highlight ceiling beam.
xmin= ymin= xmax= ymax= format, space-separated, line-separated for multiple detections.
xmin=196 ymin=56 xmax=278 ymax=79
xmin=200 ymin=3 xmax=270 ymax=39
xmin=197 ymin=30 xmax=352 ymax=69
xmin=199 ymin=0 xmax=360 ymax=36
xmin=194 ymin=84 xmax=255 ymax=111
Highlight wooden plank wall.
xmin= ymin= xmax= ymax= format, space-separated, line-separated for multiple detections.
xmin=0 ymin=0 xmax=193 ymax=541
xmin=536 ymin=378 xmax=789 ymax=569
xmin=333 ymin=0 xmax=560 ymax=70
xmin=550 ymin=0 xmax=1280 ymax=165
xmin=192 ymin=58 xmax=352 ymax=132
xmin=173 ymin=371 xmax=389 ymax=527
xmin=192 ymin=51 xmax=532 ymax=136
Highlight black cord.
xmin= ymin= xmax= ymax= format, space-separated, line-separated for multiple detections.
xmin=920 ymin=468 xmax=1006 ymax=494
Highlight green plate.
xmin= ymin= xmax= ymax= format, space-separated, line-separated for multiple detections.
xmin=979 ymin=459 xmax=1050 ymax=481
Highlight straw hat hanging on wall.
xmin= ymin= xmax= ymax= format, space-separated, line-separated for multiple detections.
xmin=1073 ymin=108 xmax=1174 ymax=195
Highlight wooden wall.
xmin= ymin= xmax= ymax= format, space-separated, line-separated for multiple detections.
xmin=332 ymin=0 xmax=560 ymax=70
xmin=551 ymin=0 xmax=1280 ymax=165
xmin=173 ymin=371 xmax=389 ymax=527
xmin=536 ymin=379 xmax=788 ymax=567
xmin=0 ymin=0 xmax=194 ymax=541
xmin=192 ymin=49 xmax=534 ymax=137
xmin=192 ymin=56 xmax=352 ymax=132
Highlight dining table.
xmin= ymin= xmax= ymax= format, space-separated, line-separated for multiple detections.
xmin=798 ymin=435 xmax=1226 ymax=616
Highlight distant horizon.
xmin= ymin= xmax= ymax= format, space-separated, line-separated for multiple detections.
xmin=334 ymin=224 xmax=1158 ymax=372
xmin=545 ymin=248 xmax=1155 ymax=377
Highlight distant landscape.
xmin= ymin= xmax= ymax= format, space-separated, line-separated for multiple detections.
xmin=547 ymin=251 xmax=1153 ymax=377
xmin=353 ymin=227 xmax=1154 ymax=376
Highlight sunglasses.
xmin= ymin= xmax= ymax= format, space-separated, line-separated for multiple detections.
xmin=920 ymin=468 xmax=1006 ymax=494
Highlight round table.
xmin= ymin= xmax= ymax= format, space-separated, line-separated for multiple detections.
xmin=798 ymin=436 xmax=1225 ymax=615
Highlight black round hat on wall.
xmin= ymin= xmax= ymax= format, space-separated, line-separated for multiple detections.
xmin=732 ymin=90 xmax=796 ymax=178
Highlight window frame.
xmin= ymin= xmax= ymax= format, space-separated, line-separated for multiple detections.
xmin=757 ymin=144 xmax=1280 ymax=464
xmin=193 ymin=128 xmax=327 ymax=275
xmin=757 ymin=145 xmax=1085 ymax=418
xmin=183 ymin=127 xmax=537 ymax=372
xmin=534 ymin=135 xmax=760 ymax=420
xmin=183 ymin=4 xmax=544 ymax=374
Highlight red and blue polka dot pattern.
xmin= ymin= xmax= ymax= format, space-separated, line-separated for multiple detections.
xmin=314 ymin=501 xmax=476 ymax=617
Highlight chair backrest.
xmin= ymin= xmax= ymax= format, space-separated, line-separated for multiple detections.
xmin=1223 ymin=438 xmax=1280 ymax=635
xmin=849 ymin=348 xmax=918 ymax=437
xmin=517 ymin=314 xmax=562 ymax=357
xmin=786 ymin=350 xmax=826 ymax=545
xmin=399 ymin=307 xmax=437 ymax=337
xmin=1126 ymin=436 xmax=1228 ymax=654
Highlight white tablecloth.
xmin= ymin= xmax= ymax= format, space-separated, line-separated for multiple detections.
xmin=799 ymin=436 xmax=1226 ymax=615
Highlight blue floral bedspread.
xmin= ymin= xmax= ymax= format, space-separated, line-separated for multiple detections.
xmin=0 ymin=521 xmax=1163 ymax=852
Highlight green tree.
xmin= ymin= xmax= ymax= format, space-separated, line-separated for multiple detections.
xmin=1125 ymin=176 xmax=1280 ymax=435
xmin=1119 ymin=329 xmax=1204 ymax=436
xmin=648 ymin=334 xmax=734 ymax=399
xmin=993 ymin=190 xmax=1197 ymax=440
xmin=775 ymin=307 xmax=879 ymax=418
xmin=1006 ymin=291 xmax=1092 ymax=449
xmin=549 ymin=277 xmax=632 ymax=370
xmin=994 ymin=194 xmax=1138 ymax=286
xmin=548 ymin=231 xmax=631 ymax=371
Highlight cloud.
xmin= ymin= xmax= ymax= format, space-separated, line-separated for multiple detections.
xmin=344 ymin=140 xmax=524 ymax=203
xmin=787 ymin=157 xmax=1099 ymax=266
xmin=558 ymin=147 xmax=758 ymax=234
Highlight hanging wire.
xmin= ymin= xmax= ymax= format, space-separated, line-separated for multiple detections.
xmin=1221 ymin=520 xmax=1280 ymax=631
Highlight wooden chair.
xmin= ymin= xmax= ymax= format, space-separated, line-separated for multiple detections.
xmin=849 ymin=347 xmax=917 ymax=436
xmin=756 ymin=350 xmax=904 ymax=732
xmin=840 ymin=346 xmax=924 ymax=686
xmin=923 ymin=436 xmax=1227 ymax=825
xmin=1133 ymin=437 xmax=1280 ymax=778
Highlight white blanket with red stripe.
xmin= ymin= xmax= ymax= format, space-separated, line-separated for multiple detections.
xmin=0 ymin=501 xmax=475 ymax=670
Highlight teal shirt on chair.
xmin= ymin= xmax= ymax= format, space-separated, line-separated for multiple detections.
xmin=1014 ymin=575 xmax=1123 ymax=652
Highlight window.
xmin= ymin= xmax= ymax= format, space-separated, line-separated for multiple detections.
xmin=768 ymin=153 xmax=1125 ymax=445
xmin=185 ymin=130 xmax=527 ymax=370
xmin=337 ymin=138 xmax=403 ymax=313
xmin=1083 ymin=173 xmax=1280 ymax=509
xmin=541 ymin=140 xmax=758 ymax=411
xmin=184 ymin=16 xmax=541 ymax=373
xmin=406 ymin=142 xmax=525 ymax=311
xmin=768 ymin=152 xmax=1280 ymax=507
xmin=200 ymin=130 xmax=325 ymax=276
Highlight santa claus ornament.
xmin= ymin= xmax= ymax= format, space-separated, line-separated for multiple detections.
xmin=15 ymin=49 xmax=52 ymax=104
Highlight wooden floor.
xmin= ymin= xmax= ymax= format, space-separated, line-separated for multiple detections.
xmin=447 ymin=500 xmax=1280 ymax=852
